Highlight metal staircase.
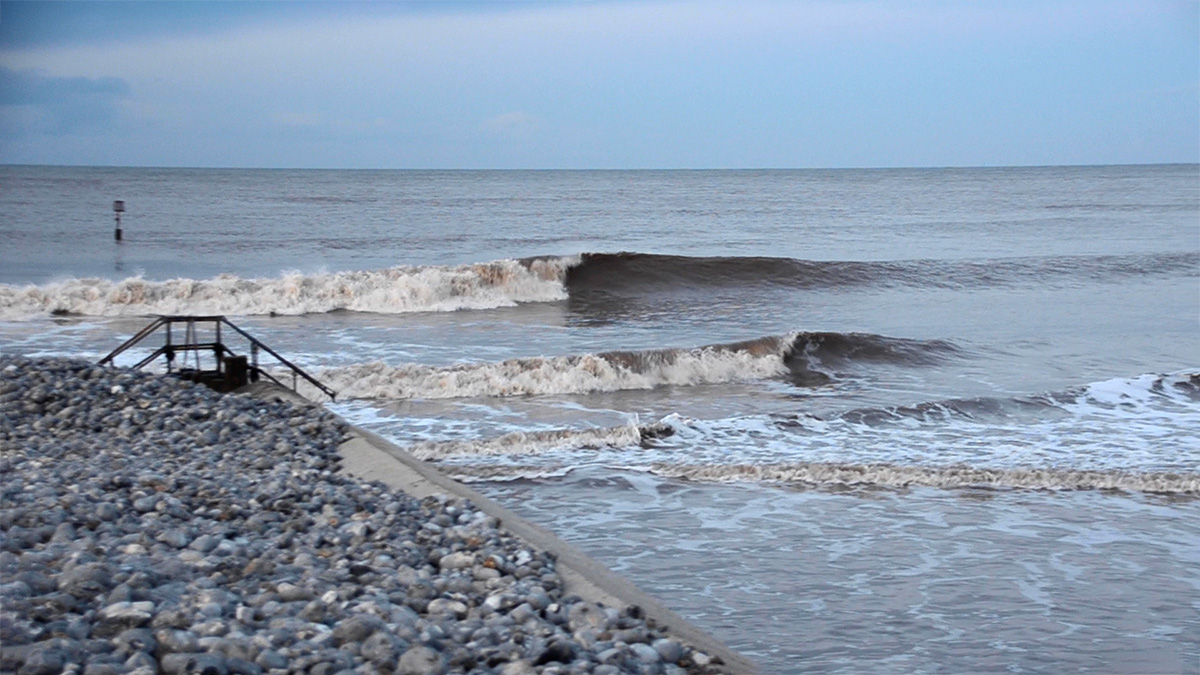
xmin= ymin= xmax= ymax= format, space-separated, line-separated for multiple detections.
xmin=98 ymin=315 xmax=336 ymax=401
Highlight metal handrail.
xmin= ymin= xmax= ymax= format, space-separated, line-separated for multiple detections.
xmin=98 ymin=315 xmax=337 ymax=401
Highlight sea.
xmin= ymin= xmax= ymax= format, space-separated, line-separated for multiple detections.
xmin=1 ymin=164 xmax=1197 ymax=674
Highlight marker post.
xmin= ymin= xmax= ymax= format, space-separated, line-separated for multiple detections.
xmin=113 ymin=200 xmax=125 ymax=241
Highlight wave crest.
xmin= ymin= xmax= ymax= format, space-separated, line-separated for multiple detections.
xmin=310 ymin=335 xmax=797 ymax=400
xmin=0 ymin=256 xmax=576 ymax=319
xmin=303 ymin=331 xmax=958 ymax=400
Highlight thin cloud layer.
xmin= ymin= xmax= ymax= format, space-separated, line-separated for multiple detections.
xmin=0 ymin=67 xmax=132 ymax=136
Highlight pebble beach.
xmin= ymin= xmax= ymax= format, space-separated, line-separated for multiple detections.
xmin=0 ymin=356 xmax=726 ymax=675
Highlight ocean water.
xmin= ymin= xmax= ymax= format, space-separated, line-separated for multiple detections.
xmin=1 ymin=164 xmax=1198 ymax=673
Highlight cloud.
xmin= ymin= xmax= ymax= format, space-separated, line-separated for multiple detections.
xmin=0 ymin=67 xmax=132 ymax=136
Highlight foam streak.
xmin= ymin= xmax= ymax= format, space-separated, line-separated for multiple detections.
xmin=405 ymin=424 xmax=647 ymax=461
xmin=648 ymin=462 xmax=1200 ymax=494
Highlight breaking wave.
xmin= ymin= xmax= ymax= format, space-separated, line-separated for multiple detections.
xmin=0 ymin=257 xmax=576 ymax=319
xmin=308 ymin=332 xmax=956 ymax=400
xmin=4 ymin=250 xmax=1194 ymax=320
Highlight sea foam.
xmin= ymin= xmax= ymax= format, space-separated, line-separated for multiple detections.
xmin=305 ymin=335 xmax=795 ymax=400
xmin=0 ymin=257 xmax=576 ymax=319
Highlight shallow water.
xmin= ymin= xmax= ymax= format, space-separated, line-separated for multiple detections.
xmin=481 ymin=472 xmax=1200 ymax=674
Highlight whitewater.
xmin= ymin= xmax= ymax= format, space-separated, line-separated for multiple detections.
xmin=0 ymin=256 xmax=577 ymax=319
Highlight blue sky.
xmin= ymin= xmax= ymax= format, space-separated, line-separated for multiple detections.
xmin=0 ymin=0 xmax=1196 ymax=169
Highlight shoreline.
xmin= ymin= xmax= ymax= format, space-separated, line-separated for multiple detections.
xmin=0 ymin=356 xmax=755 ymax=674
xmin=244 ymin=381 xmax=754 ymax=672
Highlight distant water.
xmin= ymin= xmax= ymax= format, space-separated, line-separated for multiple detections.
xmin=2 ymin=164 xmax=1198 ymax=673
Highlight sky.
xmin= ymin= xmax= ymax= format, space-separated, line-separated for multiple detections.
xmin=0 ymin=0 xmax=1196 ymax=169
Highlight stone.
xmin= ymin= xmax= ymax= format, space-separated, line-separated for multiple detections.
xmin=567 ymin=603 xmax=609 ymax=633
xmin=161 ymin=652 xmax=229 ymax=675
xmin=534 ymin=640 xmax=575 ymax=665
xmin=630 ymin=642 xmax=661 ymax=664
xmin=56 ymin=562 xmax=113 ymax=599
xmin=113 ymin=628 xmax=157 ymax=655
xmin=497 ymin=660 xmax=537 ymax=675
xmin=158 ymin=530 xmax=192 ymax=549
xmin=253 ymin=649 xmax=287 ymax=670
xmin=124 ymin=651 xmax=158 ymax=671
xmin=358 ymin=630 xmax=404 ymax=666
xmin=155 ymin=628 xmax=201 ymax=655
xmin=93 ymin=602 xmax=155 ymax=638
xmin=275 ymin=583 xmax=313 ymax=603
xmin=437 ymin=552 xmax=474 ymax=570
xmin=18 ymin=646 xmax=65 ymax=675
xmin=396 ymin=645 xmax=447 ymax=675
xmin=652 ymin=638 xmax=685 ymax=664
xmin=224 ymin=657 xmax=263 ymax=675
xmin=426 ymin=598 xmax=469 ymax=619
xmin=330 ymin=615 xmax=385 ymax=646
xmin=189 ymin=535 xmax=222 ymax=554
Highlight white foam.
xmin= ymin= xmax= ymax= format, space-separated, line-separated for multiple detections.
xmin=440 ymin=464 xmax=581 ymax=483
xmin=0 ymin=256 xmax=577 ymax=319
xmin=395 ymin=371 xmax=1200 ymax=494
xmin=1062 ymin=372 xmax=1199 ymax=417
xmin=404 ymin=424 xmax=644 ymax=461
xmin=310 ymin=339 xmax=792 ymax=400
xmin=645 ymin=462 xmax=1200 ymax=494
xmin=428 ymin=459 xmax=1200 ymax=494
xmin=645 ymin=371 xmax=1200 ymax=474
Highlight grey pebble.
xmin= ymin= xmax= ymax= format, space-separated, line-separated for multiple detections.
xmin=396 ymin=645 xmax=446 ymax=675
xmin=654 ymin=637 xmax=686 ymax=664
xmin=631 ymin=641 xmax=662 ymax=664
xmin=113 ymin=628 xmax=157 ymax=655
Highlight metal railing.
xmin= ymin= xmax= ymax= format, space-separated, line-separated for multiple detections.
xmin=98 ymin=315 xmax=336 ymax=401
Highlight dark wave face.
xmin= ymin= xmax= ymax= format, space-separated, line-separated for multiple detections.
xmin=562 ymin=251 xmax=1199 ymax=296
xmin=563 ymin=252 xmax=852 ymax=291
xmin=787 ymin=331 xmax=960 ymax=366
xmin=781 ymin=332 xmax=962 ymax=386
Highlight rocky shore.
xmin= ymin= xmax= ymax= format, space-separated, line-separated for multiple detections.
xmin=0 ymin=356 xmax=726 ymax=675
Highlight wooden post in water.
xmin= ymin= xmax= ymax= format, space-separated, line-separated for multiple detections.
xmin=113 ymin=200 xmax=125 ymax=241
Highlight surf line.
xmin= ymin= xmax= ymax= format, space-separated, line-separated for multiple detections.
xmin=645 ymin=462 xmax=1200 ymax=495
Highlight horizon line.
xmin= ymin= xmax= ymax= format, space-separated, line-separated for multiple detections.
xmin=3 ymin=161 xmax=1197 ymax=172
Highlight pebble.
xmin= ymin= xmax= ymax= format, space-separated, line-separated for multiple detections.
xmin=0 ymin=356 xmax=726 ymax=674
